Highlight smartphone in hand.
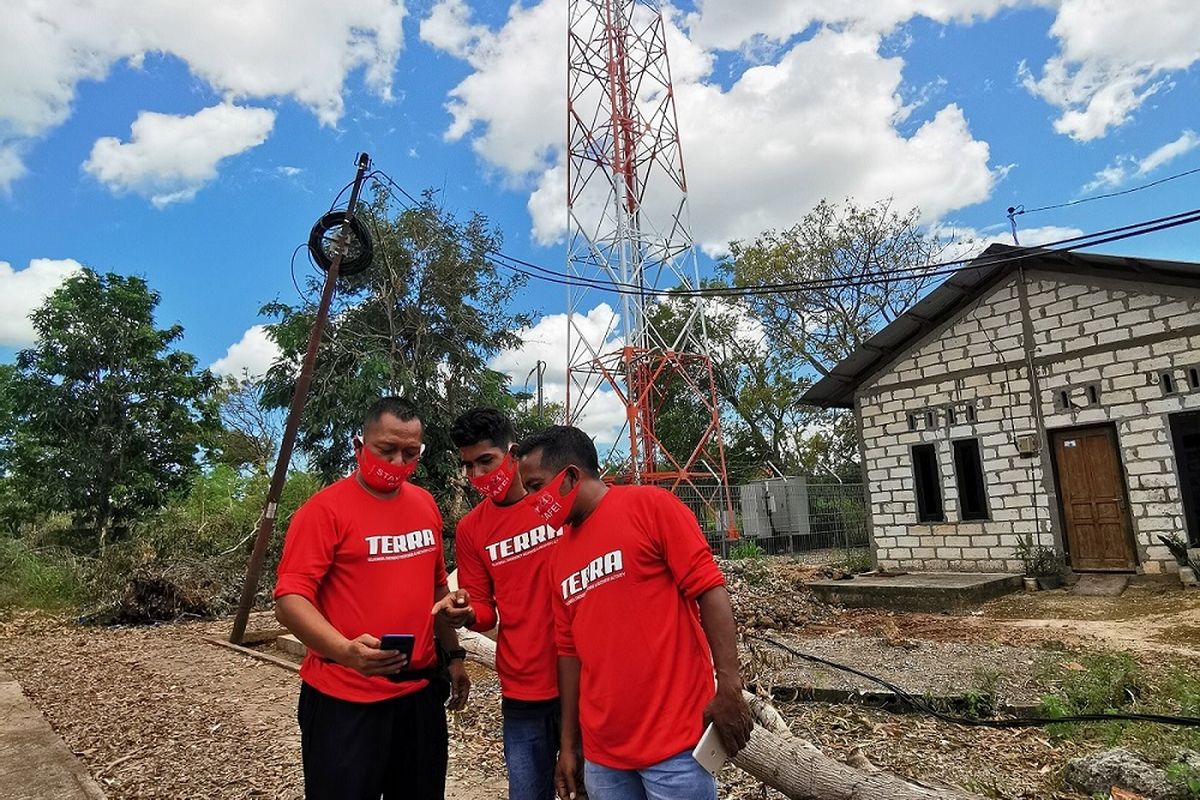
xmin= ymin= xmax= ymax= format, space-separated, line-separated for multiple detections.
xmin=380 ymin=634 xmax=415 ymax=682
xmin=691 ymin=723 xmax=729 ymax=777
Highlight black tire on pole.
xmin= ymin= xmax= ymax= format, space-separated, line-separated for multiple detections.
xmin=308 ymin=211 xmax=373 ymax=277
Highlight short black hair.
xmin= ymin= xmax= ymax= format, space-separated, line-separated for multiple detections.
xmin=450 ymin=407 xmax=515 ymax=449
xmin=364 ymin=396 xmax=420 ymax=431
xmin=515 ymin=425 xmax=600 ymax=477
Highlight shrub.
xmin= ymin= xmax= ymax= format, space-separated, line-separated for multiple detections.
xmin=0 ymin=538 xmax=83 ymax=609
xmin=729 ymin=540 xmax=765 ymax=560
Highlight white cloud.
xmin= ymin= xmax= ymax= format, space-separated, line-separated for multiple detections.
xmin=490 ymin=304 xmax=628 ymax=445
xmin=0 ymin=258 xmax=84 ymax=347
xmin=684 ymin=0 xmax=1034 ymax=50
xmin=277 ymin=165 xmax=304 ymax=178
xmin=83 ymin=103 xmax=275 ymax=207
xmin=1015 ymin=225 xmax=1088 ymax=247
xmin=685 ymin=0 xmax=1200 ymax=143
xmin=434 ymin=0 xmax=565 ymax=178
xmin=419 ymin=0 xmax=487 ymax=59
xmin=938 ymin=224 xmax=1086 ymax=262
xmin=0 ymin=144 xmax=26 ymax=189
xmin=427 ymin=4 xmax=998 ymax=255
xmin=0 ymin=0 xmax=406 ymax=189
xmin=1081 ymin=161 xmax=1132 ymax=192
xmin=210 ymin=324 xmax=282 ymax=379
xmin=1082 ymin=129 xmax=1200 ymax=191
xmin=1021 ymin=0 xmax=1200 ymax=140
xmin=1138 ymin=130 xmax=1200 ymax=175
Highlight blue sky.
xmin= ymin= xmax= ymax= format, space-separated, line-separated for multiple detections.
xmin=2 ymin=0 xmax=1198 ymax=424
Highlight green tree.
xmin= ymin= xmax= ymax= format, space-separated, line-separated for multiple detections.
xmin=725 ymin=199 xmax=946 ymax=377
xmin=260 ymin=188 xmax=530 ymax=517
xmin=2 ymin=270 xmax=218 ymax=552
xmin=718 ymin=199 xmax=949 ymax=480
xmin=206 ymin=376 xmax=280 ymax=475
xmin=0 ymin=364 xmax=36 ymax=535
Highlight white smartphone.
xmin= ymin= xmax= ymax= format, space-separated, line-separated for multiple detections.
xmin=691 ymin=723 xmax=729 ymax=777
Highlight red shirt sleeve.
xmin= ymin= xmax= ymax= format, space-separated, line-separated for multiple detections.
xmin=651 ymin=490 xmax=725 ymax=600
xmin=455 ymin=515 xmax=498 ymax=632
xmin=274 ymin=498 xmax=340 ymax=604
xmin=552 ymin=557 xmax=577 ymax=658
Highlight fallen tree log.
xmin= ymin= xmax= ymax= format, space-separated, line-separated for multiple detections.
xmin=457 ymin=628 xmax=980 ymax=800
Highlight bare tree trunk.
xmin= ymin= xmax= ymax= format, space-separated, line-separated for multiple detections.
xmin=456 ymin=628 xmax=980 ymax=800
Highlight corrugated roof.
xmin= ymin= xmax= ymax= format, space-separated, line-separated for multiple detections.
xmin=800 ymin=244 xmax=1200 ymax=409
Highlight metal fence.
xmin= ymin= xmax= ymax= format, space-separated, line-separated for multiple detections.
xmin=674 ymin=478 xmax=871 ymax=560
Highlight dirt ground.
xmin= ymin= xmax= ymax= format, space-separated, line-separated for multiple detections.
xmin=0 ymin=612 xmax=505 ymax=800
xmin=2 ymin=561 xmax=1198 ymax=800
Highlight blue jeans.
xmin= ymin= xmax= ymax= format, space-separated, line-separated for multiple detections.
xmin=584 ymin=749 xmax=717 ymax=800
xmin=502 ymin=697 xmax=561 ymax=800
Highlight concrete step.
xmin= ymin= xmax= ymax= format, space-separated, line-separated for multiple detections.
xmin=0 ymin=669 xmax=106 ymax=799
xmin=808 ymin=571 xmax=1022 ymax=612
xmin=277 ymin=634 xmax=307 ymax=658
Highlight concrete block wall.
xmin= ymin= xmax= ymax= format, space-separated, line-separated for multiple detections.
xmin=1030 ymin=277 xmax=1200 ymax=572
xmin=858 ymin=271 xmax=1200 ymax=574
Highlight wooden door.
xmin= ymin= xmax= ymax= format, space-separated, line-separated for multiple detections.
xmin=1052 ymin=426 xmax=1137 ymax=571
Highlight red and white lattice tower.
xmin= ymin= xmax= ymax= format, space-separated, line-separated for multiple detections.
xmin=565 ymin=0 xmax=738 ymax=539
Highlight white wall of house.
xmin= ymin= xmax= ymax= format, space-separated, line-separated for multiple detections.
xmin=856 ymin=269 xmax=1200 ymax=574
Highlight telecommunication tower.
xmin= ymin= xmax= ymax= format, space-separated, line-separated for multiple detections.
xmin=565 ymin=0 xmax=738 ymax=539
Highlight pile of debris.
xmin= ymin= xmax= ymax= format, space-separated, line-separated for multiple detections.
xmin=719 ymin=557 xmax=842 ymax=630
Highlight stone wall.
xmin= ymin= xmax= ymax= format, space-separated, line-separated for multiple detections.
xmin=857 ymin=270 xmax=1200 ymax=574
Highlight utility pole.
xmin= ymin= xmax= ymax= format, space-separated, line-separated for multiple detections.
xmin=229 ymin=153 xmax=372 ymax=644
xmin=525 ymin=360 xmax=546 ymax=421
xmin=536 ymin=360 xmax=545 ymax=420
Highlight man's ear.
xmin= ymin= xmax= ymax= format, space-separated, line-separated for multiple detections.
xmin=352 ymin=435 xmax=364 ymax=454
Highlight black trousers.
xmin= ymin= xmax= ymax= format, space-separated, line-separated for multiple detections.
xmin=298 ymin=682 xmax=448 ymax=800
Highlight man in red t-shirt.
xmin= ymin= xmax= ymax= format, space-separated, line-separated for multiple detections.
xmin=516 ymin=426 xmax=752 ymax=800
xmin=274 ymin=397 xmax=471 ymax=800
xmin=433 ymin=407 xmax=563 ymax=800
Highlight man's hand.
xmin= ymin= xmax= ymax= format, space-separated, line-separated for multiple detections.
xmin=554 ymin=748 xmax=582 ymax=800
xmin=431 ymin=589 xmax=475 ymax=629
xmin=446 ymin=659 xmax=471 ymax=711
xmin=704 ymin=682 xmax=753 ymax=755
xmin=336 ymin=633 xmax=409 ymax=677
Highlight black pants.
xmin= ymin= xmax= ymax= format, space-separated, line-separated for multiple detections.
xmin=298 ymin=682 xmax=448 ymax=800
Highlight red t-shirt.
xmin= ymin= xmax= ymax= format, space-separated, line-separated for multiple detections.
xmin=274 ymin=476 xmax=448 ymax=704
xmin=456 ymin=498 xmax=562 ymax=701
xmin=551 ymin=485 xmax=725 ymax=770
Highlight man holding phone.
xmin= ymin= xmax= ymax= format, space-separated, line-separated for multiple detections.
xmin=433 ymin=408 xmax=563 ymax=800
xmin=516 ymin=426 xmax=753 ymax=800
xmin=275 ymin=397 xmax=470 ymax=800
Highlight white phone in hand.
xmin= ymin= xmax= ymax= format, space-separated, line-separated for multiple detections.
xmin=691 ymin=723 xmax=729 ymax=777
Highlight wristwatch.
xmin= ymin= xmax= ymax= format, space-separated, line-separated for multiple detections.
xmin=446 ymin=648 xmax=467 ymax=663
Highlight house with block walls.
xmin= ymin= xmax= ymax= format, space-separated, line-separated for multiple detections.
xmin=802 ymin=244 xmax=1200 ymax=576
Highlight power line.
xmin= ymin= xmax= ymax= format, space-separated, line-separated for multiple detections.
xmin=1014 ymin=164 xmax=1200 ymax=216
xmin=748 ymin=633 xmax=1200 ymax=729
xmin=364 ymin=166 xmax=1200 ymax=299
xmin=487 ymin=210 xmax=1200 ymax=297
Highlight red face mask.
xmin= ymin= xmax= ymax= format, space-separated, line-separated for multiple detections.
xmin=525 ymin=467 xmax=580 ymax=529
xmin=468 ymin=451 xmax=517 ymax=501
xmin=355 ymin=437 xmax=420 ymax=492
